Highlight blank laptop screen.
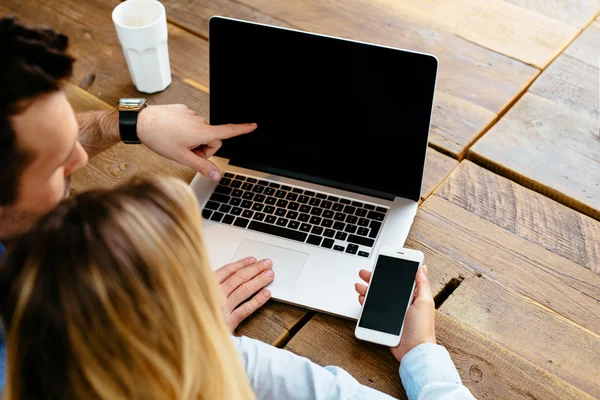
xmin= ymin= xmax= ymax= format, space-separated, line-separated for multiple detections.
xmin=209 ymin=17 xmax=438 ymax=202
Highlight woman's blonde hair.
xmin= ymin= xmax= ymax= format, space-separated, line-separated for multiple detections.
xmin=0 ymin=176 xmax=255 ymax=399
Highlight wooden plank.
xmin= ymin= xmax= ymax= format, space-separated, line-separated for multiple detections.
xmin=1 ymin=0 xmax=210 ymax=108
xmin=434 ymin=161 xmax=600 ymax=272
xmin=410 ymin=161 xmax=600 ymax=395
xmin=421 ymin=148 xmax=458 ymax=202
xmin=350 ymin=0 xmax=578 ymax=68
xmin=164 ymin=0 xmax=536 ymax=157
xmin=503 ymin=0 xmax=600 ymax=29
xmin=469 ymin=93 xmax=600 ymax=221
xmin=564 ymin=21 xmax=600 ymax=67
xmin=63 ymin=86 xmax=310 ymax=346
xmin=285 ymin=312 xmax=593 ymax=399
xmin=160 ymin=0 xmax=294 ymax=38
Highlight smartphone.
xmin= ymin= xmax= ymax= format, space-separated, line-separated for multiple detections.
xmin=355 ymin=246 xmax=424 ymax=347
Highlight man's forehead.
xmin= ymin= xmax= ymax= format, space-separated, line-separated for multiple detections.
xmin=10 ymin=91 xmax=77 ymax=163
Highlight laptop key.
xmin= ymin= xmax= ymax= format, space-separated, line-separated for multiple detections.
xmin=347 ymin=234 xmax=374 ymax=247
xmin=219 ymin=177 xmax=232 ymax=186
xmin=358 ymin=218 xmax=369 ymax=227
xmin=328 ymin=195 xmax=339 ymax=202
xmin=321 ymin=200 xmax=332 ymax=209
xmin=332 ymin=203 xmax=344 ymax=211
xmin=258 ymin=180 xmax=269 ymax=186
xmin=321 ymin=219 xmax=333 ymax=228
xmin=275 ymin=208 xmax=287 ymax=217
xmin=215 ymin=185 xmax=232 ymax=195
xmin=298 ymin=213 xmax=310 ymax=222
xmin=223 ymin=172 xmax=235 ymax=178
xmin=309 ymin=198 xmax=321 ymax=206
xmin=355 ymin=208 xmax=368 ymax=217
xmin=311 ymin=226 xmax=324 ymax=235
xmin=248 ymin=221 xmax=308 ymax=243
xmin=363 ymin=204 xmax=375 ymax=210
xmin=276 ymin=217 xmax=289 ymax=227
xmin=276 ymin=199 xmax=288 ymax=208
xmin=288 ymin=202 xmax=300 ymax=211
xmin=242 ymin=192 xmax=254 ymax=200
xmin=299 ymin=223 xmax=311 ymax=232
xmin=264 ymin=187 xmax=276 ymax=196
xmin=376 ymin=206 xmax=387 ymax=213
xmin=345 ymin=225 xmax=358 ymax=234
xmin=254 ymin=194 xmax=266 ymax=203
xmin=253 ymin=213 xmax=265 ymax=221
xmin=292 ymin=188 xmax=304 ymax=194
xmin=346 ymin=215 xmax=358 ymax=224
xmin=358 ymin=251 xmax=370 ymax=258
xmin=275 ymin=190 xmax=287 ymax=198
xmin=333 ymin=245 xmax=345 ymax=252
xmin=202 ymin=209 xmax=212 ymax=219
xmin=346 ymin=244 xmax=359 ymax=255
xmin=333 ymin=222 xmax=345 ymax=230
xmin=310 ymin=208 xmax=322 ymax=216
xmin=231 ymin=207 xmax=242 ymax=216
xmin=367 ymin=211 xmax=385 ymax=221
xmin=309 ymin=216 xmax=322 ymax=225
xmin=246 ymin=178 xmax=258 ymax=183
xmin=235 ymin=175 xmax=246 ymax=181
xmin=298 ymin=195 xmax=310 ymax=204
xmin=279 ymin=185 xmax=290 ymax=191
xmin=323 ymin=210 xmax=334 ymax=219
xmin=351 ymin=201 xmax=363 ymax=208
xmin=242 ymin=210 xmax=254 ymax=219
xmin=252 ymin=203 xmax=264 ymax=212
xmin=265 ymin=197 xmax=277 ymax=205
xmin=340 ymin=198 xmax=351 ymax=205
xmin=233 ymin=217 xmax=250 ymax=228
xmin=335 ymin=231 xmax=348 ymax=241
xmin=242 ymin=183 xmax=253 ymax=191
xmin=241 ymin=200 xmax=253 ymax=209
xmin=268 ymin=182 xmax=281 ymax=188
xmin=300 ymin=205 xmax=311 ymax=213
xmin=286 ymin=192 xmax=298 ymax=201
xmin=286 ymin=211 xmax=299 ymax=220
xmin=230 ymin=180 xmax=243 ymax=189
xmin=264 ymin=206 xmax=275 ymax=214
xmin=222 ymin=214 xmax=235 ymax=225
xmin=304 ymin=190 xmax=316 ymax=196
xmin=289 ymin=221 xmax=300 ymax=229
xmin=252 ymin=185 xmax=265 ymax=194
xmin=219 ymin=204 xmax=232 ymax=213
xmin=210 ymin=193 xmax=230 ymax=203
xmin=334 ymin=213 xmax=346 ymax=221
xmin=265 ymin=215 xmax=277 ymax=224
xmin=321 ymin=238 xmax=335 ymax=249
xmin=231 ymin=189 xmax=243 ymax=198
xmin=205 ymin=201 xmax=220 ymax=211
xmin=323 ymin=229 xmax=335 ymax=238
xmin=316 ymin=193 xmax=327 ymax=199
xmin=357 ymin=227 xmax=369 ymax=236
xmin=307 ymin=235 xmax=322 ymax=245
xmin=344 ymin=205 xmax=356 ymax=215
xmin=369 ymin=221 xmax=382 ymax=238
xmin=210 ymin=212 xmax=224 ymax=222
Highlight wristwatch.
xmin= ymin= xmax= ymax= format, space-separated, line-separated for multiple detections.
xmin=118 ymin=98 xmax=147 ymax=144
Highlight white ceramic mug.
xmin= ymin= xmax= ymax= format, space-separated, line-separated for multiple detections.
xmin=112 ymin=0 xmax=172 ymax=93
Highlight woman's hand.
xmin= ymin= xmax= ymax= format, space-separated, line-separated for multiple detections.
xmin=355 ymin=264 xmax=436 ymax=362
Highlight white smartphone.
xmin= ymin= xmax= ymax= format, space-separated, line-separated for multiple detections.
xmin=355 ymin=246 xmax=424 ymax=347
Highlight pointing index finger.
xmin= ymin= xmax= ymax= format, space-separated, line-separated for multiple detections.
xmin=208 ymin=123 xmax=257 ymax=141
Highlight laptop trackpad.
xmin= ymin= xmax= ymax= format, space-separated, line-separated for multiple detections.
xmin=232 ymin=239 xmax=308 ymax=293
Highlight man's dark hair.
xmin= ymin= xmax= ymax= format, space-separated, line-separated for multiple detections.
xmin=0 ymin=16 xmax=74 ymax=206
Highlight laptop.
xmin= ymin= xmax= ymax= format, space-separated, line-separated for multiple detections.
xmin=190 ymin=16 xmax=438 ymax=319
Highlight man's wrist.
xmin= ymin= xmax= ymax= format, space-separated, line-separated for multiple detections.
xmin=136 ymin=105 xmax=154 ymax=146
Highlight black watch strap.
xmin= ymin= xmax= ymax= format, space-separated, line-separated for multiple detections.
xmin=119 ymin=109 xmax=141 ymax=144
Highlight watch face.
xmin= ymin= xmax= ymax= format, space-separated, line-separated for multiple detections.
xmin=119 ymin=98 xmax=146 ymax=111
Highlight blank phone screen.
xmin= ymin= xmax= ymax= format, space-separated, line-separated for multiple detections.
xmin=358 ymin=255 xmax=419 ymax=335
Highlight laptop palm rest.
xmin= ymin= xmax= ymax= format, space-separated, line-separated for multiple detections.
xmin=232 ymin=239 xmax=308 ymax=293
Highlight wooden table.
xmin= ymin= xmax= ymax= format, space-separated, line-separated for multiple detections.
xmin=5 ymin=0 xmax=599 ymax=398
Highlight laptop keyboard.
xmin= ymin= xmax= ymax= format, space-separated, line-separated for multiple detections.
xmin=201 ymin=172 xmax=388 ymax=258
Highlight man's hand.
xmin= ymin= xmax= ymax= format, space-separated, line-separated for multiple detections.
xmin=137 ymin=104 xmax=257 ymax=181
xmin=355 ymin=264 xmax=436 ymax=362
xmin=216 ymin=257 xmax=275 ymax=331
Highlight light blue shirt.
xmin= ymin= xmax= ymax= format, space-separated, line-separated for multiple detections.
xmin=233 ymin=336 xmax=475 ymax=400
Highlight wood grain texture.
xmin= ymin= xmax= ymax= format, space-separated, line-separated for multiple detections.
xmin=503 ymin=0 xmax=600 ymax=28
xmin=420 ymin=148 xmax=458 ymax=202
xmin=434 ymin=161 xmax=600 ymax=272
xmin=160 ymin=0 xmax=294 ymax=38
xmin=469 ymin=93 xmax=600 ymax=221
xmin=285 ymin=312 xmax=593 ymax=399
xmin=355 ymin=0 xmax=578 ymax=68
xmin=63 ymin=81 xmax=310 ymax=347
xmin=412 ymin=161 xmax=600 ymax=395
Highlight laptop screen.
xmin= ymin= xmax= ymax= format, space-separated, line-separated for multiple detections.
xmin=209 ymin=17 xmax=438 ymax=202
